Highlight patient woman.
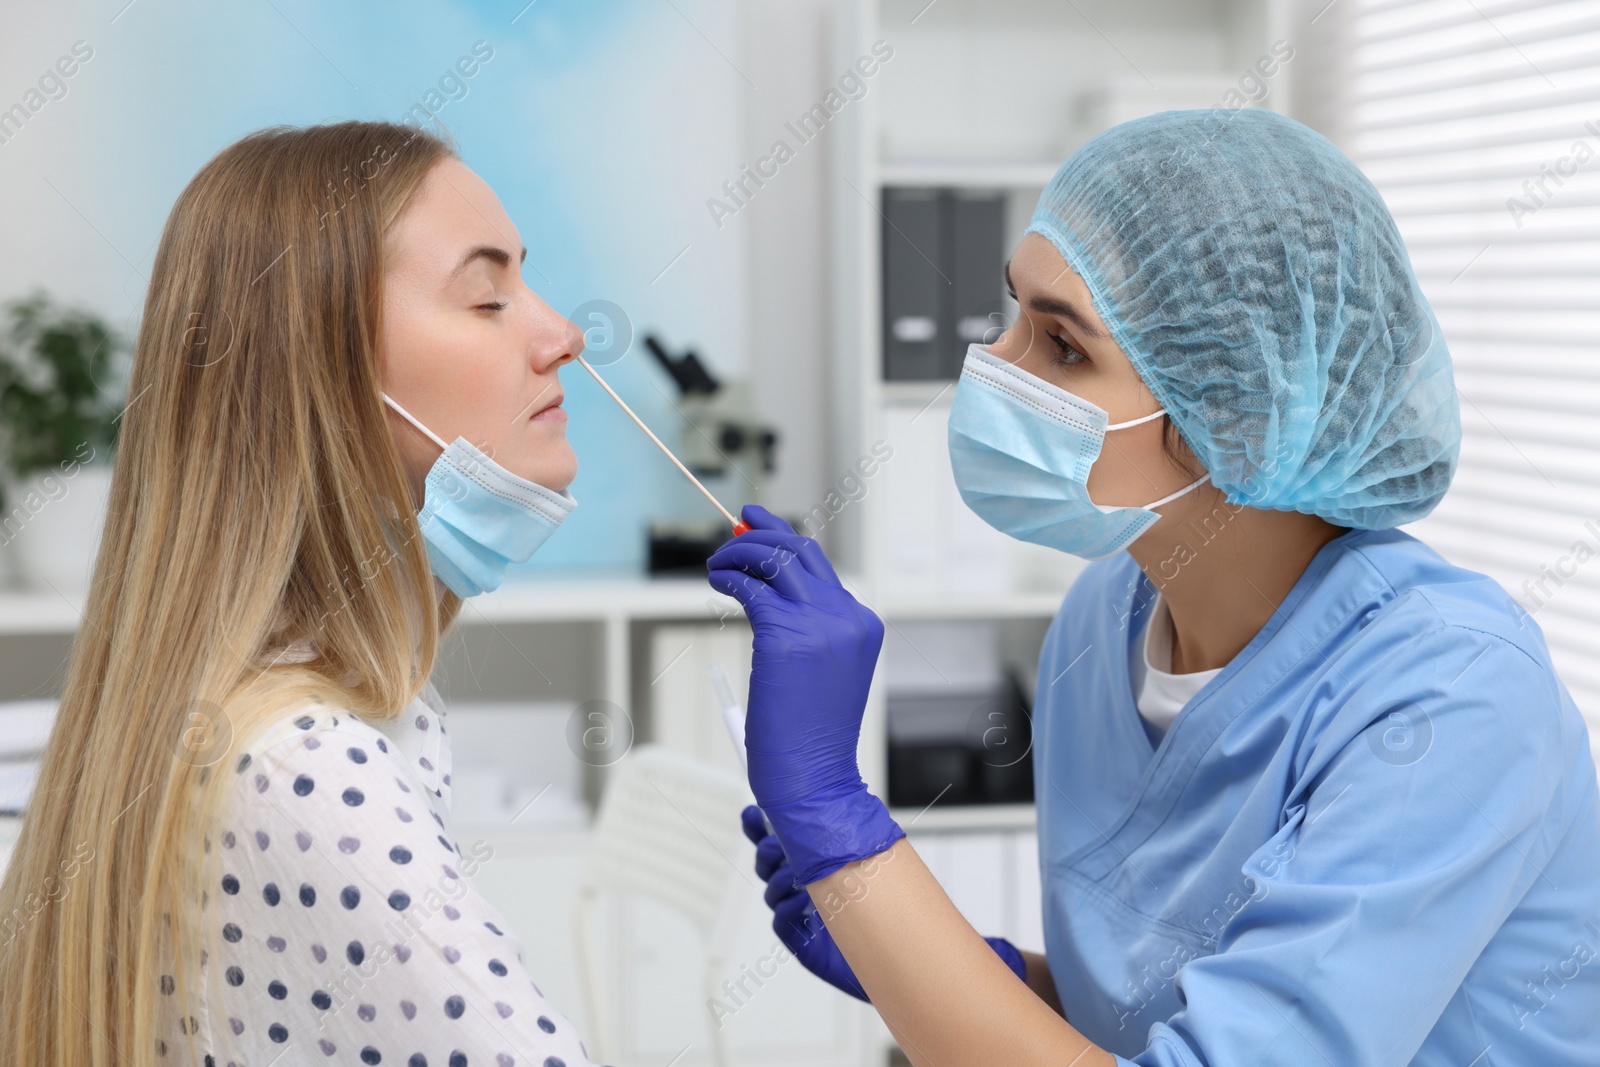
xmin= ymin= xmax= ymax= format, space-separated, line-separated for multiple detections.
xmin=0 ymin=121 xmax=603 ymax=1067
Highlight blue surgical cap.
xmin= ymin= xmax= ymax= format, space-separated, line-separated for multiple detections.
xmin=1025 ymin=108 xmax=1459 ymax=530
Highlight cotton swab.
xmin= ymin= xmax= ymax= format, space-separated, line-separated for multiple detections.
xmin=574 ymin=354 xmax=751 ymax=536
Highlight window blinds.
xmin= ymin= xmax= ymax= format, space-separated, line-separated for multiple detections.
xmin=1336 ymin=0 xmax=1600 ymax=757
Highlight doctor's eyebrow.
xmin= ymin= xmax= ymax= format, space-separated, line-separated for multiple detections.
xmin=1004 ymin=260 xmax=1111 ymax=340
xmin=448 ymin=243 xmax=527 ymax=280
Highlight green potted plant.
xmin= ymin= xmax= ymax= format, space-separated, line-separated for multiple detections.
xmin=0 ymin=289 xmax=128 ymax=595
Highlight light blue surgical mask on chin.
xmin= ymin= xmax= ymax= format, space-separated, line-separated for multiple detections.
xmin=947 ymin=343 xmax=1208 ymax=561
xmin=382 ymin=393 xmax=577 ymax=598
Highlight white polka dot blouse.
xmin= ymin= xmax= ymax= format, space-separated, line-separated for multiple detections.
xmin=156 ymin=678 xmax=603 ymax=1067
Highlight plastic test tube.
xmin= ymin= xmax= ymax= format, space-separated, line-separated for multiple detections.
xmin=708 ymin=662 xmax=746 ymax=772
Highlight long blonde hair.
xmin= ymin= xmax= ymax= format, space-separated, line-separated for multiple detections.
xmin=0 ymin=119 xmax=467 ymax=1066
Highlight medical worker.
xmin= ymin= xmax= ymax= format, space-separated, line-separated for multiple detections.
xmin=708 ymin=109 xmax=1600 ymax=1066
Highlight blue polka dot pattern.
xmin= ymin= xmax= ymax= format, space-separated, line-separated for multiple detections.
xmin=153 ymin=692 xmax=601 ymax=1066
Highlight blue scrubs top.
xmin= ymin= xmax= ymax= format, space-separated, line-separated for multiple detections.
xmin=1033 ymin=527 xmax=1600 ymax=1066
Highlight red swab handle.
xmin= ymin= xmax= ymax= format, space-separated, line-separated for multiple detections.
xmin=732 ymin=521 xmax=752 ymax=536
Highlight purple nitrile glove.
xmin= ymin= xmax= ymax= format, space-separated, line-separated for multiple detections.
xmin=707 ymin=504 xmax=903 ymax=884
xmin=740 ymin=805 xmax=1029 ymax=999
xmin=741 ymin=804 xmax=871 ymax=1001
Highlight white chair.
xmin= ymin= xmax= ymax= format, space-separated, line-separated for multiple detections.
xmin=574 ymin=744 xmax=752 ymax=1067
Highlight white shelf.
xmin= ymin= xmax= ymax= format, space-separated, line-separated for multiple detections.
xmin=0 ymin=575 xmax=751 ymax=635
xmin=877 ymin=159 xmax=1061 ymax=189
xmin=879 ymin=379 xmax=956 ymax=408
xmin=0 ymin=593 xmax=82 ymax=634
xmin=878 ymin=590 xmax=1064 ymax=620
xmin=894 ymin=802 xmax=1037 ymax=833
xmin=0 ymin=571 xmax=1070 ymax=636
xmin=0 ymin=575 xmax=747 ymax=636
xmin=463 ymin=573 xmax=746 ymax=625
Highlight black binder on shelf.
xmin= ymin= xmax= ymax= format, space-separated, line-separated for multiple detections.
xmin=881 ymin=186 xmax=1008 ymax=382
xmin=881 ymin=187 xmax=944 ymax=381
xmin=944 ymin=190 xmax=1007 ymax=377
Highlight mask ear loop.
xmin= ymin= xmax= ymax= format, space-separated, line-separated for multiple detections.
xmin=1105 ymin=407 xmax=1169 ymax=431
xmin=1144 ymin=472 xmax=1210 ymax=510
xmin=1103 ymin=406 xmax=1210 ymax=509
xmin=382 ymin=393 xmax=449 ymax=451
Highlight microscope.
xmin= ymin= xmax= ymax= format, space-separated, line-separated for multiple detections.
xmin=643 ymin=334 xmax=781 ymax=573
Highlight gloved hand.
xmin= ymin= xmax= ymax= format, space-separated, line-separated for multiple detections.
xmin=740 ymin=805 xmax=1029 ymax=999
xmin=742 ymin=805 xmax=870 ymax=1001
xmin=707 ymin=505 xmax=903 ymax=884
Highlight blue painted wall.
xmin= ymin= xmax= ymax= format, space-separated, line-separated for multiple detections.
xmin=50 ymin=0 xmax=754 ymax=575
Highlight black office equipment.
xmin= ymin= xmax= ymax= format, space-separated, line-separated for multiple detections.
xmin=886 ymin=669 xmax=1034 ymax=807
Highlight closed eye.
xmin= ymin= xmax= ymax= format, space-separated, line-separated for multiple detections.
xmin=477 ymin=300 xmax=509 ymax=312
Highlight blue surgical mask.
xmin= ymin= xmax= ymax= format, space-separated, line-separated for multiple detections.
xmin=382 ymin=393 xmax=576 ymax=598
xmin=947 ymin=344 xmax=1207 ymax=560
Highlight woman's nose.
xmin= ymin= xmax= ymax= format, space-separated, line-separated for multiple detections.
xmin=559 ymin=315 xmax=585 ymax=363
xmin=527 ymin=299 xmax=580 ymax=372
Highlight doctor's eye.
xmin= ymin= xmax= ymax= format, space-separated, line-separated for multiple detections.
xmin=1046 ymin=331 xmax=1087 ymax=367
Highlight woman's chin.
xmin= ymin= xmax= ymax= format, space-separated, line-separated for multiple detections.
xmin=540 ymin=442 xmax=578 ymax=492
